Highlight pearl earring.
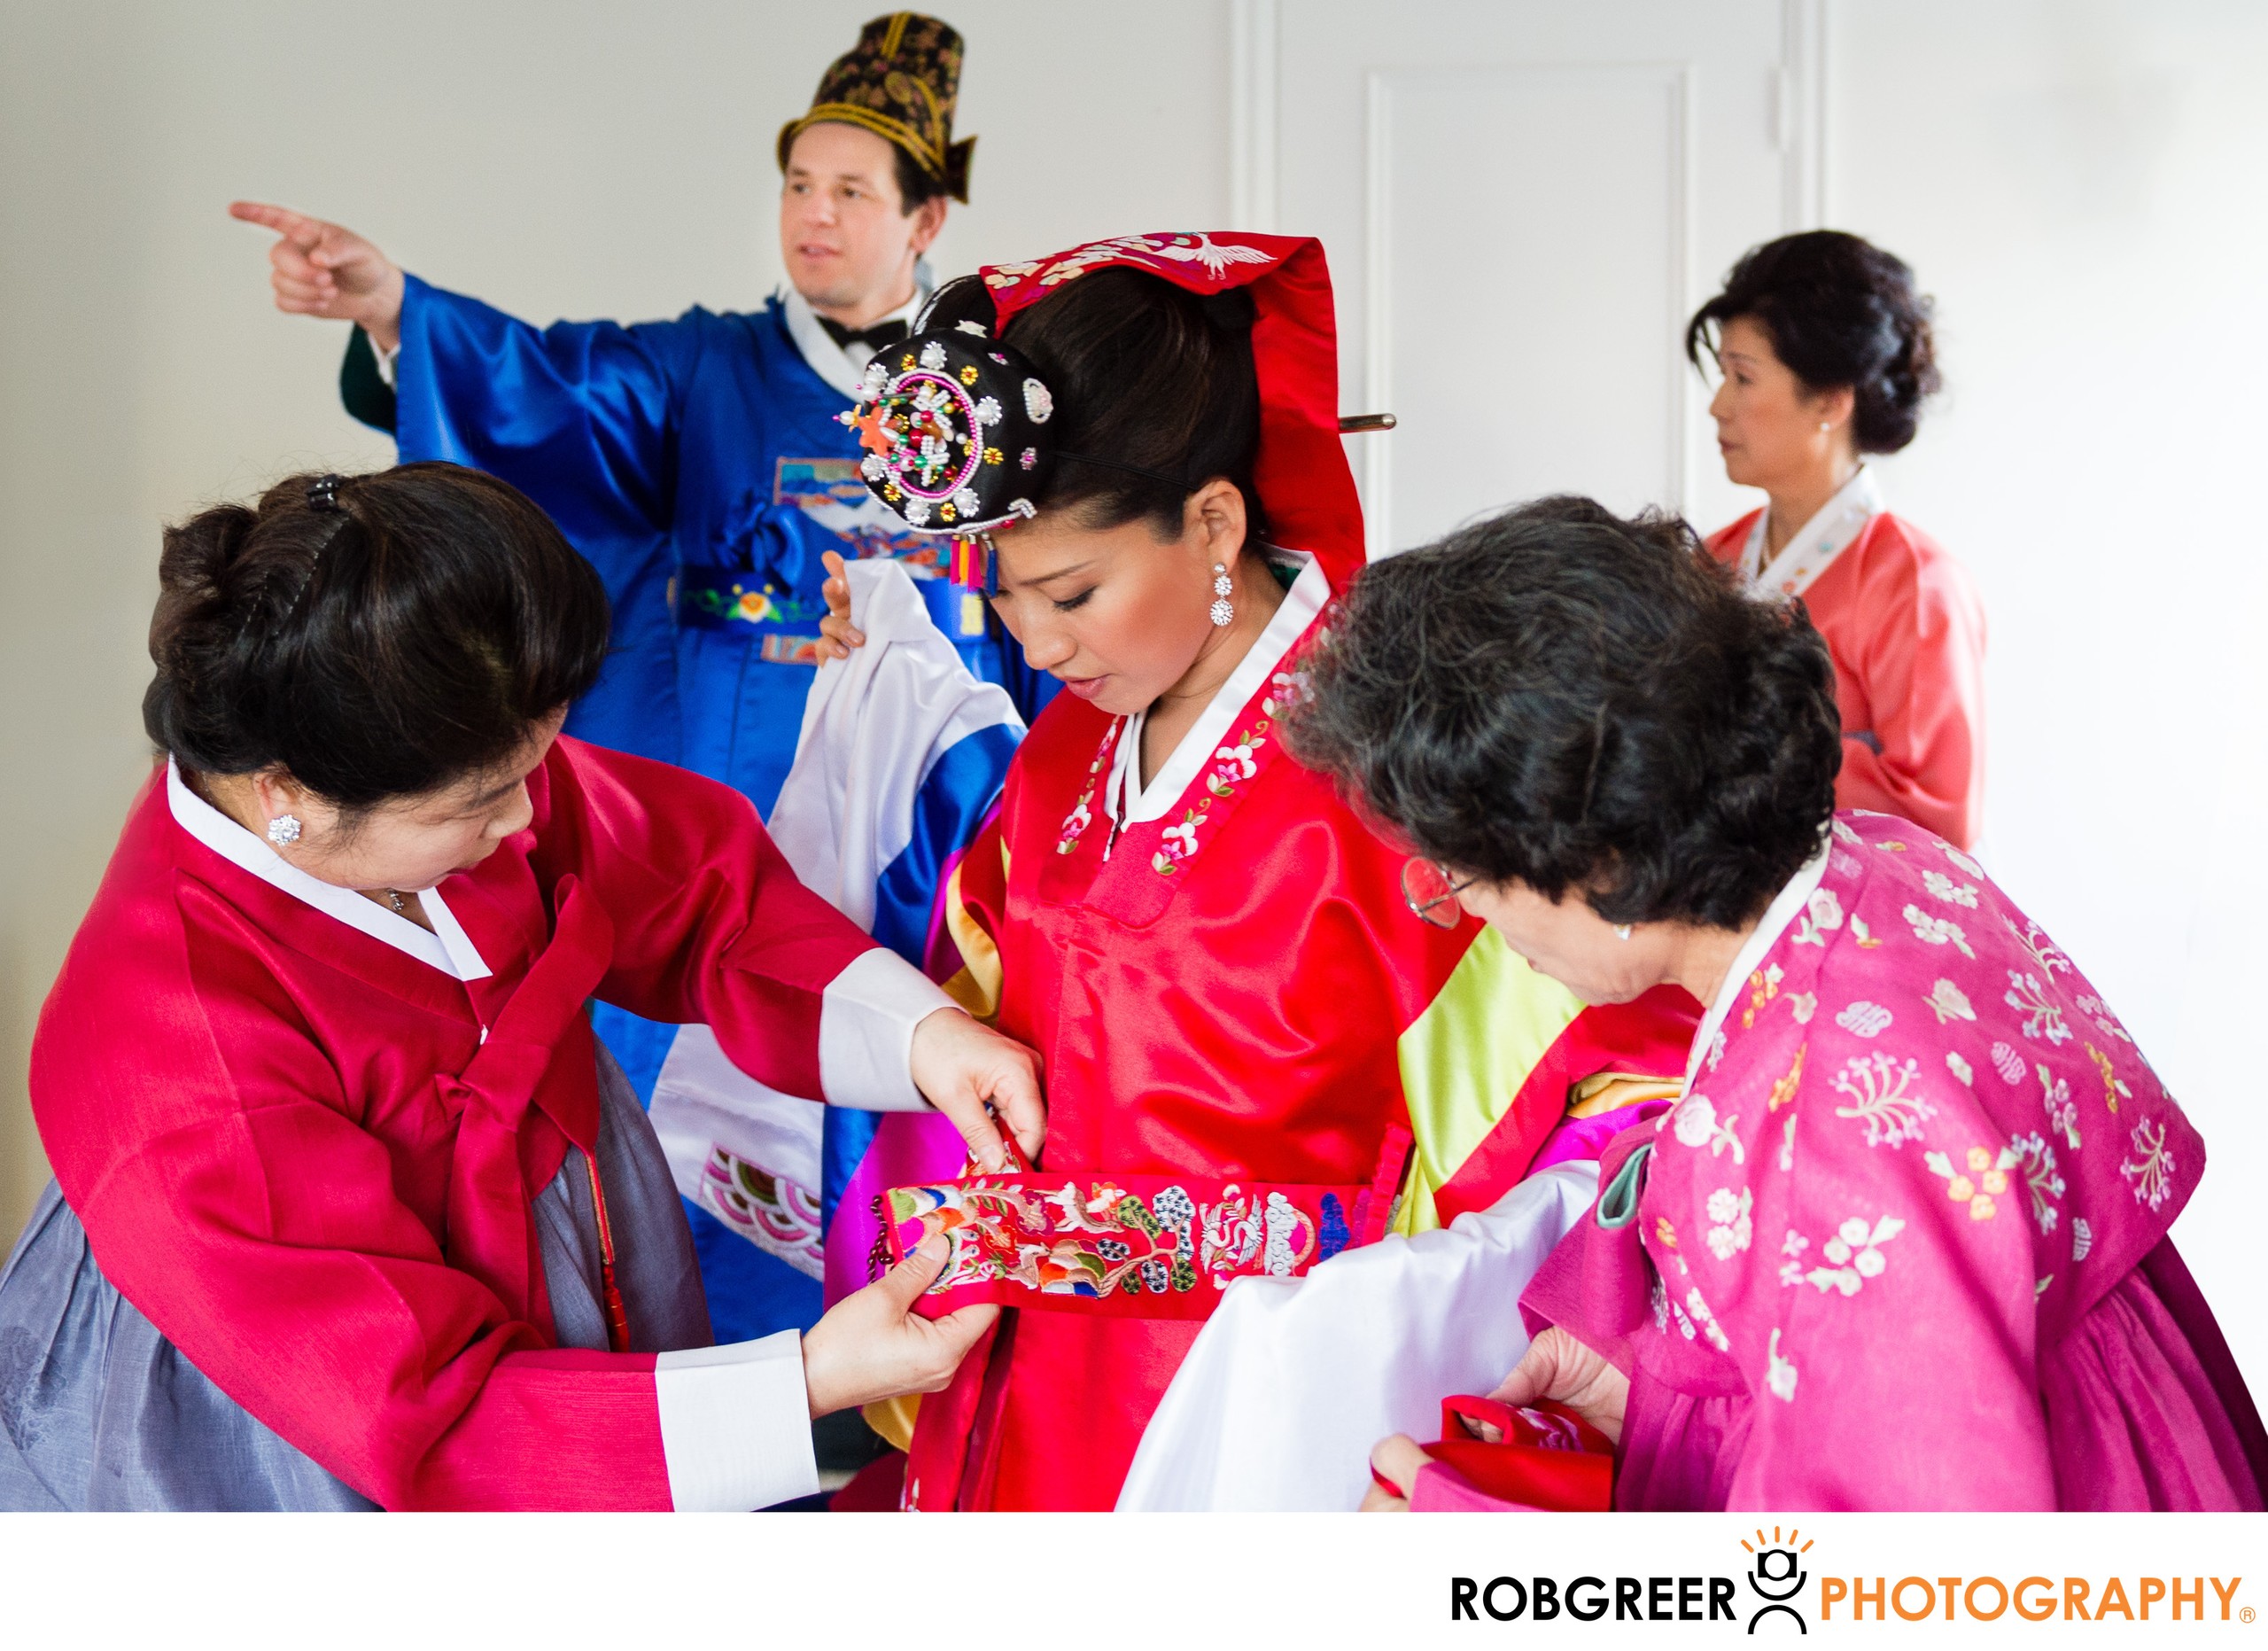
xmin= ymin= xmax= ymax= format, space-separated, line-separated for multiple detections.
xmin=267 ymin=814 xmax=302 ymax=847
xmin=1819 ymin=421 xmax=1832 ymax=432
xmin=1613 ymin=923 xmax=1633 ymax=941
xmin=1209 ymin=563 xmax=1233 ymax=627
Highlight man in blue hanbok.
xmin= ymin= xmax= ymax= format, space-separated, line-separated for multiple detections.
xmin=231 ymin=15 xmax=1039 ymax=1400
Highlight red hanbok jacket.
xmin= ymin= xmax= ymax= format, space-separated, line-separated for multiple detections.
xmin=30 ymin=736 xmax=945 ymax=1509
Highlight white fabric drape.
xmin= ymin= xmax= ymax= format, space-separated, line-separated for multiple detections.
xmin=1116 ymin=1161 xmax=1602 ymax=1510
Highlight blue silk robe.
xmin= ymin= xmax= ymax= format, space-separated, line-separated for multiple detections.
xmin=387 ymin=273 xmax=1010 ymax=793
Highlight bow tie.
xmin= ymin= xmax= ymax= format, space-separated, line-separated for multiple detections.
xmin=818 ymin=316 xmax=911 ymax=357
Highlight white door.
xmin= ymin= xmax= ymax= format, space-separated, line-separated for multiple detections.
xmin=1239 ymin=0 xmax=1822 ymax=553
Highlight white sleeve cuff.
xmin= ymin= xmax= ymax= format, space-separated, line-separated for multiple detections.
xmin=819 ymin=947 xmax=956 ymax=1112
xmin=655 ymin=1330 xmax=819 ymax=1511
xmin=370 ymin=331 xmax=400 ymax=385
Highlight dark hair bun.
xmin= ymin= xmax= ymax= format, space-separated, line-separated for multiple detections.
xmin=1284 ymin=495 xmax=1842 ymax=930
xmin=144 ymin=463 xmax=610 ymax=808
xmin=156 ymin=501 xmax=259 ymax=611
xmin=1686 ymin=230 xmax=1940 ymax=454
xmin=1001 ymin=266 xmax=1263 ymax=539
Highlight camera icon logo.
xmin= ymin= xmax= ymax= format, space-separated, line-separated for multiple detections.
xmin=1743 ymin=1527 xmax=1812 ymax=1634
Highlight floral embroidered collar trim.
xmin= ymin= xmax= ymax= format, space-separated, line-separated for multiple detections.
xmin=1147 ymin=685 xmax=1298 ymax=876
xmin=1738 ymin=464 xmax=1884 ymax=598
xmin=1682 ymin=840 xmax=1831 ymax=1089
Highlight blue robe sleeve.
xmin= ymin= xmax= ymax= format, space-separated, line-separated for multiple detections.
xmin=392 ymin=270 xmax=695 ymax=537
xmin=391 ymin=273 xmax=703 ymax=765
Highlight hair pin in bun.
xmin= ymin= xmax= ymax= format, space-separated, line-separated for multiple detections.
xmin=259 ymin=473 xmax=353 ymax=641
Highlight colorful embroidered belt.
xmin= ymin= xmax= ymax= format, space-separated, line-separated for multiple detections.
xmin=886 ymin=1131 xmax=1411 ymax=1321
xmin=675 ymin=561 xmax=989 ymax=646
xmin=673 ymin=565 xmax=827 ymax=661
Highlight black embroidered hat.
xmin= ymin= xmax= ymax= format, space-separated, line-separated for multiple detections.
xmin=777 ymin=12 xmax=975 ymax=204
xmin=839 ymin=318 xmax=1055 ymax=537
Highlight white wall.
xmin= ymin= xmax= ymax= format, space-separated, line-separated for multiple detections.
xmin=4 ymin=0 xmax=2263 ymax=1400
xmin=1821 ymin=0 xmax=2268 ymax=1391
xmin=0 ymin=0 xmax=1231 ymax=1230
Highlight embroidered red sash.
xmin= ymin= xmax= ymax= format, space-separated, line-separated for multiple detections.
xmin=888 ymin=1130 xmax=1411 ymax=1321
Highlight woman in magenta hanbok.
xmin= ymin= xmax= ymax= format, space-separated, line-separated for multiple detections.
xmin=1291 ymin=495 xmax=2265 ymax=1512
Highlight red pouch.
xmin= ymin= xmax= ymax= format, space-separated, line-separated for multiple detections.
xmin=1376 ymin=1396 xmax=1614 ymax=1511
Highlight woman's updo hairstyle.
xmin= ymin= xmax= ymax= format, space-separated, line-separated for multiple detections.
xmin=1686 ymin=230 xmax=1940 ymax=454
xmin=925 ymin=269 xmax=1265 ymax=541
xmin=1284 ymin=495 xmax=1841 ymax=930
xmin=144 ymin=462 xmax=610 ymax=809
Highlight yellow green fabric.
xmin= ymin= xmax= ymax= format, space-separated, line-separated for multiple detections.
xmin=1393 ymin=926 xmax=1585 ymax=1235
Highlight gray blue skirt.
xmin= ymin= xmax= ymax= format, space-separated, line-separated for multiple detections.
xmin=0 ymin=1047 xmax=709 ymax=1509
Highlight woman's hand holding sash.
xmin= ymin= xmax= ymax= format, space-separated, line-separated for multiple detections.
xmin=907 ymin=1006 xmax=1047 ymax=1172
xmin=802 ymin=1238 xmax=999 ymax=1418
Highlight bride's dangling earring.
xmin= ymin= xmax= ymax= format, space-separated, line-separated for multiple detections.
xmin=1209 ymin=563 xmax=1233 ymax=627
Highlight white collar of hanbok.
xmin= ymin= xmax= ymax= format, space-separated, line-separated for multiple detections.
xmin=1738 ymin=464 xmax=1884 ymax=597
xmin=778 ymin=259 xmax=936 ymax=399
xmin=1682 ymin=838 xmax=1832 ymax=1089
xmin=1105 ymin=550 xmax=1327 ymax=837
xmin=165 ymin=759 xmax=493 ymax=982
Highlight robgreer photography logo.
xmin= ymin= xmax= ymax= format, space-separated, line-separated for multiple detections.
xmin=1819 ymin=1573 xmax=2248 ymax=1624
xmin=1450 ymin=1527 xmax=1814 ymax=1632
xmin=1450 ymin=1525 xmax=2252 ymax=1632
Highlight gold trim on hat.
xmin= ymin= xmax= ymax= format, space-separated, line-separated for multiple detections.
xmin=781 ymin=103 xmax=943 ymax=176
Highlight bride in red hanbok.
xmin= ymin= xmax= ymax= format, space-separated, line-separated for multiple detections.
xmin=818 ymin=234 xmax=1697 ymax=1509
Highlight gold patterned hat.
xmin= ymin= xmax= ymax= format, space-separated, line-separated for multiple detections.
xmin=777 ymin=12 xmax=975 ymax=204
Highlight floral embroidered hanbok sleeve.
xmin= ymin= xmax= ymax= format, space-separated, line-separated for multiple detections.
xmin=1537 ymin=814 xmax=2228 ymax=1512
xmin=1667 ymin=815 xmax=2207 ymax=1510
xmin=1721 ymin=1038 xmax=2059 ymax=1510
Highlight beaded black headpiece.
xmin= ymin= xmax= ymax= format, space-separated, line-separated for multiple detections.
xmin=840 ymin=320 xmax=1055 ymax=538
xmin=842 ymin=308 xmax=1208 ymax=595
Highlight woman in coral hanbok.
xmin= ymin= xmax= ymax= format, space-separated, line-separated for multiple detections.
xmin=1691 ymin=231 xmax=1987 ymax=850
xmin=1294 ymin=495 xmax=2265 ymax=1511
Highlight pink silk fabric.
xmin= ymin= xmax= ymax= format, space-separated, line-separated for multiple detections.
xmin=1523 ymin=812 xmax=2266 ymax=1511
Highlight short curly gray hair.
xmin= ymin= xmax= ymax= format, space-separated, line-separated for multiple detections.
xmin=1282 ymin=495 xmax=1841 ymax=930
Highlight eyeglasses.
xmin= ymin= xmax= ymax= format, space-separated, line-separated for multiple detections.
xmin=1401 ymin=857 xmax=1474 ymax=928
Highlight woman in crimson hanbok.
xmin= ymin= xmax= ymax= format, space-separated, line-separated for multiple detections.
xmin=816 ymin=236 xmax=1697 ymax=1510
xmin=1690 ymin=231 xmax=1987 ymax=850
xmin=0 ymin=463 xmax=1045 ymax=1511
xmin=1288 ymin=495 xmax=2265 ymax=1510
